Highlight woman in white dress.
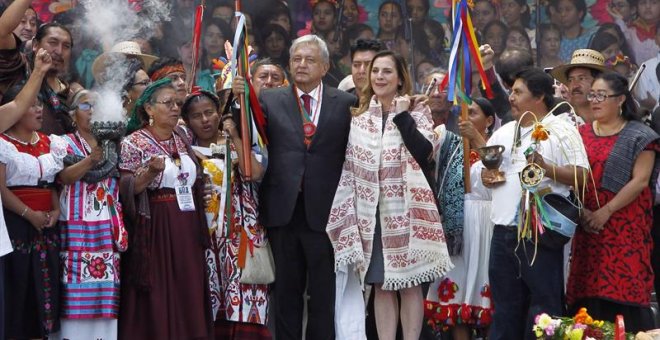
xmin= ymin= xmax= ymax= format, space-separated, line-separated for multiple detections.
xmin=425 ymin=98 xmax=496 ymax=339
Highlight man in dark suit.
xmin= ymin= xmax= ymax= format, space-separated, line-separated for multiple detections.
xmin=258 ymin=35 xmax=356 ymax=340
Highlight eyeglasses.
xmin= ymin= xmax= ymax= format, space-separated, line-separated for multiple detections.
xmin=77 ymin=102 xmax=94 ymax=111
xmin=154 ymin=98 xmax=182 ymax=109
xmin=586 ymin=92 xmax=622 ymax=103
xmin=133 ymin=80 xmax=151 ymax=87
xmin=30 ymin=102 xmax=44 ymax=110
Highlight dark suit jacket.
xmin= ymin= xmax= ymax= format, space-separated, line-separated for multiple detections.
xmin=259 ymin=84 xmax=356 ymax=231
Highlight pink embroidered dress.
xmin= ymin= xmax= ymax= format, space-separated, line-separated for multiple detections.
xmin=55 ymin=132 xmax=127 ymax=340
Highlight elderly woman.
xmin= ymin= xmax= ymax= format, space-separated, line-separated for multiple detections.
xmin=567 ymin=72 xmax=659 ymax=332
xmin=327 ymin=50 xmax=452 ymax=340
xmin=51 ymin=90 xmax=127 ymax=340
xmin=0 ymin=84 xmax=66 ymax=339
xmin=118 ymin=79 xmax=211 ymax=339
xmin=182 ymin=90 xmax=270 ymax=339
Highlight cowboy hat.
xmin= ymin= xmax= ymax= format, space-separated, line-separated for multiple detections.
xmin=550 ymin=49 xmax=608 ymax=86
xmin=92 ymin=41 xmax=157 ymax=84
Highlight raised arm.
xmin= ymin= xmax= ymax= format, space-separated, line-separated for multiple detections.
xmin=0 ymin=0 xmax=33 ymax=49
xmin=0 ymin=48 xmax=51 ymax=133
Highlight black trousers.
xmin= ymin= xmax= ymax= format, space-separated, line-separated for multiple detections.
xmin=268 ymin=194 xmax=335 ymax=340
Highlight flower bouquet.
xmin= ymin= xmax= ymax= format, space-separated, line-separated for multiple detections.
xmin=533 ymin=308 xmax=635 ymax=340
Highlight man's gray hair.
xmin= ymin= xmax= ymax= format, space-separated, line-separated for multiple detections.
xmin=290 ymin=34 xmax=330 ymax=64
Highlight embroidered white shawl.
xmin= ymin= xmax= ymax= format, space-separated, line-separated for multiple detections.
xmin=327 ymin=98 xmax=453 ymax=291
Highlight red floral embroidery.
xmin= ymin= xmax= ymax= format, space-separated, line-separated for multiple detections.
xmin=480 ymin=284 xmax=491 ymax=299
xmin=458 ymin=304 xmax=472 ymax=323
xmin=89 ymin=257 xmax=107 ymax=279
xmin=437 ymin=278 xmax=458 ymax=302
xmin=476 ymin=308 xmax=492 ymax=327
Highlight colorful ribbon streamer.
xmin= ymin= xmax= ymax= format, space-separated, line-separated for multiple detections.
xmin=442 ymin=0 xmax=493 ymax=102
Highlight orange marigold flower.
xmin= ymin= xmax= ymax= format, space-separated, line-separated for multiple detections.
xmin=532 ymin=123 xmax=549 ymax=142
xmin=573 ymin=307 xmax=594 ymax=325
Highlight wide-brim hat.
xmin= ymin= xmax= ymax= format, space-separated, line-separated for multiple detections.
xmin=550 ymin=49 xmax=609 ymax=86
xmin=92 ymin=41 xmax=158 ymax=84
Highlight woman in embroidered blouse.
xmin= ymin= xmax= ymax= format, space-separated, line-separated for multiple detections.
xmin=327 ymin=50 xmax=451 ymax=340
xmin=182 ymin=90 xmax=271 ymax=339
xmin=567 ymin=72 xmax=659 ymax=332
xmin=0 ymin=84 xmax=67 ymax=338
xmin=118 ymin=79 xmax=212 ymax=339
xmin=51 ymin=90 xmax=127 ymax=340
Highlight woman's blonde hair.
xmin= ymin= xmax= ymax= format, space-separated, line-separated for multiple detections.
xmin=351 ymin=50 xmax=413 ymax=116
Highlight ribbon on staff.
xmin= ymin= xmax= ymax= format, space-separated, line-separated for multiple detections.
xmin=189 ymin=0 xmax=205 ymax=91
xmin=441 ymin=0 xmax=495 ymax=194
xmin=441 ymin=0 xmax=493 ymax=102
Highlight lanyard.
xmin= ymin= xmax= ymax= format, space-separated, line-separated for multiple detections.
xmin=292 ymin=85 xmax=323 ymax=139
xmin=139 ymin=129 xmax=189 ymax=184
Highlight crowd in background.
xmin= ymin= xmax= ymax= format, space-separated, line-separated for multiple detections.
xmin=0 ymin=0 xmax=658 ymax=340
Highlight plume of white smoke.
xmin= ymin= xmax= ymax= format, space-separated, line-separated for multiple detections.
xmin=90 ymin=53 xmax=128 ymax=122
xmin=81 ymin=0 xmax=171 ymax=123
xmin=81 ymin=0 xmax=170 ymax=49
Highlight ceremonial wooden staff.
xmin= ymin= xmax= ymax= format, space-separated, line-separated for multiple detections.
xmin=189 ymin=0 xmax=205 ymax=92
xmin=441 ymin=0 xmax=494 ymax=193
xmin=234 ymin=0 xmax=252 ymax=181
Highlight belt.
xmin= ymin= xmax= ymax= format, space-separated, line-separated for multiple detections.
xmin=149 ymin=188 xmax=177 ymax=202
xmin=495 ymin=224 xmax=517 ymax=231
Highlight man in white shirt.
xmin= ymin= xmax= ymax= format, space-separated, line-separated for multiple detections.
xmin=633 ymin=26 xmax=660 ymax=112
xmin=485 ymin=68 xmax=589 ymax=340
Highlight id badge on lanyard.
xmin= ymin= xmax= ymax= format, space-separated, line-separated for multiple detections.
xmin=175 ymin=184 xmax=195 ymax=211
xmin=175 ymin=157 xmax=195 ymax=212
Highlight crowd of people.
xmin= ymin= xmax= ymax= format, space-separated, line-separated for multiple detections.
xmin=0 ymin=0 xmax=659 ymax=339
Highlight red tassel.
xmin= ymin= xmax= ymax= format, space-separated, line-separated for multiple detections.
xmin=190 ymin=4 xmax=204 ymax=89
xmin=246 ymin=73 xmax=269 ymax=145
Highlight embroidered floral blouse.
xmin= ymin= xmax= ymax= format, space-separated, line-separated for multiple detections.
xmin=0 ymin=132 xmax=67 ymax=186
xmin=119 ymin=129 xmax=197 ymax=189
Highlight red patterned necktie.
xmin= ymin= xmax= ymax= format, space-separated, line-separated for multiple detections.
xmin=301 ymin=94 xmax=312 ymax=116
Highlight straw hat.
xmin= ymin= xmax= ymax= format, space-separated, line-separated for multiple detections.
xmin=550 ymin=49 xmax=608 ymax=86
xmin=92 ymin=41 xmax=157 ymax=83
